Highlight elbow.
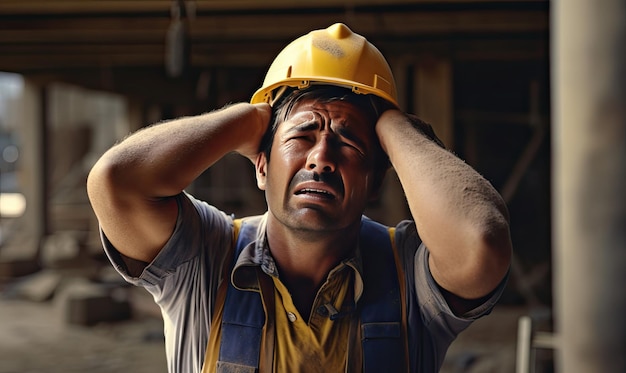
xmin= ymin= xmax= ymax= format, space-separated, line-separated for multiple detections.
xmin=463 ymin=183 xmax=513 ymax=281
xmin=86 ymin=155 xmax=118 ymax=213
xmin=484 ymin=208 xmax=513 ymax=263
xmin=430 ymin=218 xmax=512 ymax=300
xmin=473 ymin=196 xmax=512 ymax=269
xmin=428 ymin=193 xmax=513 ymax=300
xmin=456 ymin=215 xmax=512 ymax=299
xmin=86 ymin=158 xmax=105 ymax=196
xmin=474 ymin=214 xmax=513 ymax=292
xmin=87 ymin=152 xmax=137 ymax=210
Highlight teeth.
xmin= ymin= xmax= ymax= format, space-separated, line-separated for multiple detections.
xmin=299 ymin=188 xmax=331 ymax=195
xmin=306 ymin=189 xmax=328 ymax=194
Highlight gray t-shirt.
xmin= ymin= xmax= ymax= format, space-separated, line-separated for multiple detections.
xmin=103 ymin=193 xmax=505 ymax=373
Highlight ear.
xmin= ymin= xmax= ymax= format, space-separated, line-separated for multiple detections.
xmin=255 ymin=152 xmax=268 ymax=191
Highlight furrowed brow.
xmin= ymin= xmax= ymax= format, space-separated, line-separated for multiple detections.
xmin=286 ymin=121 xmax=319 ymax=134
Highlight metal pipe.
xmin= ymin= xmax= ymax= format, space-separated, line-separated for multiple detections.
xmin=516 ymin=316 xmax=532 ymax=373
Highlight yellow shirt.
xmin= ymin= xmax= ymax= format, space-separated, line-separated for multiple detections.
xmin=203 ymin=256 xmax=362 ymax=373
xmin=272 ymin=263 xmax=354 ymax=372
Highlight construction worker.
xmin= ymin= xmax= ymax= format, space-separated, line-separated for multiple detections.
xmin=87 ymin=23 xmax=511 ymax=373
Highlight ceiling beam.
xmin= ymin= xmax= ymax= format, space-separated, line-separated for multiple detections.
xmin=0 ymin=0 xmax=548 ymax=15
xmin=0 ymin=10 xmax=547 ymax=44
xmin=0 ymin=0 xmax=549 ymax=107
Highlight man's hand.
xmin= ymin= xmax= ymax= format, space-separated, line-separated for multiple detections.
xmin=376 ymin=109 xmax=445 ymax=150
xmin=236 ymin=103 xmax=272 ymax=162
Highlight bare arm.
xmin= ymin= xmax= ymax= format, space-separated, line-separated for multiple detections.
xmin=87 ymin=103 xmax=271 ymax=263
xmin=376 ymin=110 xmax=512 ymax=310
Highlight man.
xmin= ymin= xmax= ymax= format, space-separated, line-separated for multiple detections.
xmin=87 ymin=23 xmax=511 ymax=373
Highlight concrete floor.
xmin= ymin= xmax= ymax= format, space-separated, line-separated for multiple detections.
xmin=0 ymin=297 xmax=166 ymax=373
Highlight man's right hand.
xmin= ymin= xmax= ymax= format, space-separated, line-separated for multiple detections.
xmin=236 ymin=103 xmax=272 ymax=162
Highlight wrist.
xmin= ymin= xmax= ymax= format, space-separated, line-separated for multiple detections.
xmin=375 ymin=110 xmax=417 ymax=153
xmin=376 ymin=110 xmax=445 ymax=150
xmin=231 ymin=102 xmax=271 ymax=160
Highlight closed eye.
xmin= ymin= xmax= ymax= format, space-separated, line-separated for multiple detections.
xmin=340 ymin=140 xmax=365 ymax=156
xmin=289 ymin=134 xmax=314 ymax=143
xmin=340 ymin=138 xmax=359 ymax=150
xmin=335 ymin=127 xmax=367 ymax=155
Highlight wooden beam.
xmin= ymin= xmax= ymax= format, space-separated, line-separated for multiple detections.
xmin=0 ymin=10 xmax=547 ymax=42
xmin=0 ymin=37 xmax=547 ymax=73
xmin=0 ymin=0 xmax=548 ymax=15
xmin=414 ymin=56 xmax=455 ymax=148
xmin=0 ymin=1 xmax=548 ymax=108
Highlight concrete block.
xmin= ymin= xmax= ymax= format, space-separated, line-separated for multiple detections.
xmin=41 ymin=231 xmax=81 ymax=267
xmin=0 ymin=236 xmax=40 ymax=278
xmin=10 ymin=270 xmax=62 ymax=302
xmin=0 ymin=258 xmax=40 ymax=278
xmin=57 ymin=279 xmax=132 ymax=326
xmin=66 ymin=293 xmax=132 ymax=326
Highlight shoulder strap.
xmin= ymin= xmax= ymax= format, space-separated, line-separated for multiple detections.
xmin=217 ymin=219 xmax=265 ymax=373
xmin=358 ymin=218 xmax=409 ymax=373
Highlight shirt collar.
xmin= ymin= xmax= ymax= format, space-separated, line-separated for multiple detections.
xmin=231 ymin=213 xmax=365 ymax=303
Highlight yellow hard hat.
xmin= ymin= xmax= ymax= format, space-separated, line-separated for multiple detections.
xmin=250 ymin=23 xmax=398 ymax=107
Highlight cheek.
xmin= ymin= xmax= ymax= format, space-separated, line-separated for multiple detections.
xmin=346 ymin=159 xmax=378 ymax=197
xmin=346 ymin=169 xmax=374 ymax=198
xmin=274 ymin=143 xmax=310 ymax=174
xmin=281 ymin=140 xmax=310 ymax=160
xmin=264 ymin=158 xmax=295 ymax=193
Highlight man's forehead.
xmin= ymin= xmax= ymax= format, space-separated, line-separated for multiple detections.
xmin=286 ymin=98 xmax=371 ymax=125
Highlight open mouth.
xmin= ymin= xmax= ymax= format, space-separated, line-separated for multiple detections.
xmin=295 ymin=188 xmax=335 ymax=200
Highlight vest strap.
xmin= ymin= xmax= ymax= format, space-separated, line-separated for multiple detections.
xmin=258 ymin=270 xmax=276 ymax=372
xmin=217 ymin=219 xmax=266 ymax=372
xmin=358 ymin=218 xmax=408 ymax=373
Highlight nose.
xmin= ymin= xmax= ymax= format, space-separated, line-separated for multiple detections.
xmin=307 ymin=136 xmax=337 ymax=173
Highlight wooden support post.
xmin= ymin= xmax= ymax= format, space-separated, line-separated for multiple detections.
xmin=414 ymin=57 xmax=454 ymax=149
xmin=553 ymin=1 xmax=626 ymax=371
xmin=0 ymin=80 xmax=44 ymax=276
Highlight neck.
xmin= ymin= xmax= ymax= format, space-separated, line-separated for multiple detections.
xmin=265 ymin=216 xmax=360 ymax=318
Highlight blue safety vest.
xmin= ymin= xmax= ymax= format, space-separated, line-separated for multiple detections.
xmin=216 ymin=216 xmax=410 ymax=373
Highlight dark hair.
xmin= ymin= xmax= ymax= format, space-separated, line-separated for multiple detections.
xmin=259 ymin=85 xmax=393 ymax=176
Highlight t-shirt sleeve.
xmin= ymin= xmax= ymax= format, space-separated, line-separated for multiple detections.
xmin=395 ymin=220 xmax=508 ymax=369
xmin=100 ymin=192 xmax=233 ymax=373
xmin=414 ymin=240 xmax=507 ymax=323
xmin=102 ymin=192 xmax=233 ymax=299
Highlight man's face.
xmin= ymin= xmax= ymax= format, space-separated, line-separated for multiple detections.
xmin=256 ymin=98 xmax=380 ymax=233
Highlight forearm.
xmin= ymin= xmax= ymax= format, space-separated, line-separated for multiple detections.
xmin=376 ymin=110 xmax=511 ymax=298
xmin=86 ymin=102 xmax=270 ymax=262
xmin=91 ymin=102 xmax=269 ymax=198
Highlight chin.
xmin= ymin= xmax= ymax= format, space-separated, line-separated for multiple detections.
xmin=293 ymin=209 xmax=361 ymax=232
